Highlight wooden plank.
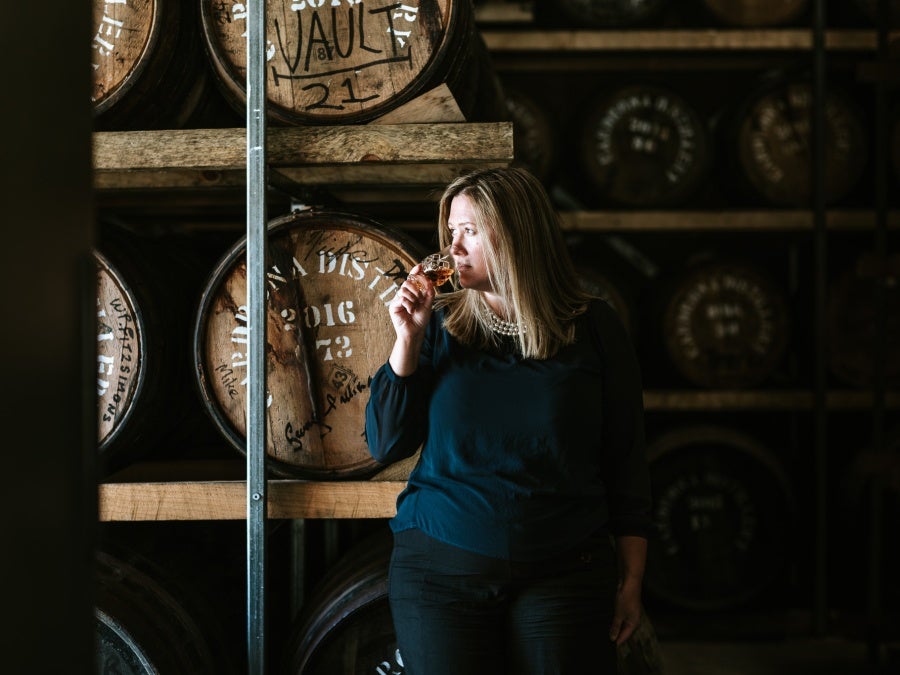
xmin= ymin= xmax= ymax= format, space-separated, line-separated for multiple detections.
xmin=557 ymin=210 xmax=900 ymax=232
xmin=94 ymin=168 xmax=247 ymax=190
xmin=644 ymin=390 xmax=900 ymax=411
xmin=98 ymin=480 xmax=406 ymax=521
xmin=482 ymin=29 xmax=885 ymax=52
xmin=490 ymin=53 xmax=792 ymax=72
xmin=269 ymin=123 xmax=513 ymax=166
xmin=93 ymin=123 xmax=513 ymax=172
xmin=274 ymin=164 xmax=501 ymax=185
xmin=268 ymin=481 xmax=404 ymax=519
xmin=644 ymin=390 xmax=809 ymax=411
xmin=93 ymin=164 xmax=485 ymax=191
xmin=94 ymin=123 xmax=513 ymax=190
xmin=475 ymin=1 xmax=533 ymax=24
xmin=372 ymin=84 xmax=466 ymax=124
xmin=99 ymin=481 xmax=247 ymax=521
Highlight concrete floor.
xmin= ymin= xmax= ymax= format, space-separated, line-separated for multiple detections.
xmin=657 ymin=638 xmax=895 ymax=675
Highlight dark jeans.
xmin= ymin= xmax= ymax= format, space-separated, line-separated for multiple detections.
xmin=388 ymin=528 xmax=619 ymax=675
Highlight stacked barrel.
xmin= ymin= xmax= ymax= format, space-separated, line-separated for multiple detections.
xmin=90 ymin=0 xmax=898 ymax=668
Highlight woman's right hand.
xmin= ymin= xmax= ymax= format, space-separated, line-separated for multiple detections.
xmin=389 ymin=263 xmax=435 ymax=342
xmin=388 ymin=264 xmax=435 ymax=377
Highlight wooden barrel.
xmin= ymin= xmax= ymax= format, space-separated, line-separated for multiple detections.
xmin=95 ymin=250 xmax=147 ymax=457
xmin=838 ymin=427 xmax=900 ymax=605
xmin=661 ymin=258 xmax=790 ymax=389
xmin=91 ymin=0 xmax=208 ymax=130
xmin=579 ymin=85 xmax=711 ymax=207
xmin=95 ymin=551 xmax=232 ymax=674
xmin=826 ymin=251 xmax=900 ymax=389
xmin=281 ymin=532 xmax=397 ymax=674
xmin=200 ymin=0 xmax=507 ymax=125
xmin=194 ymin=209 xmax=425 ymax=478
xmin=701 ymin=0 xmax=808 ymax=26
xmin=506 ymin=88 xmax=556 ymax=183
xmin=281 ymin=532 xmax=663 ymax=674
xmin=95 ymin=228 xmax=195 ymax=470
xmin=535 ymin=0 xmax=668 ymax=28
xmin=732 ymin=78 xmax=868 ymax=206
xmin=645 ymin=426 xmax=794 ymax=611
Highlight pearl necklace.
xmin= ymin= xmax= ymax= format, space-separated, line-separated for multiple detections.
xmin=484 ymin=305 xmax=523 ymax=336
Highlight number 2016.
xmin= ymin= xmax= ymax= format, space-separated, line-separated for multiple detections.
xmin=304 ymin=301 xmax=355 ymax=327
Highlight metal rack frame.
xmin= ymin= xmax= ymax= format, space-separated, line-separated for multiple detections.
xmin=245 ymin=1 xmax=268 ymax=672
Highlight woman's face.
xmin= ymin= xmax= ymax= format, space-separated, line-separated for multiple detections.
xmin=447 ymin=194 xmax=491 ymax=292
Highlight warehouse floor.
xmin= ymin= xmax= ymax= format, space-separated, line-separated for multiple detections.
xmin=657 ymin=637 xmax=896 ymax=675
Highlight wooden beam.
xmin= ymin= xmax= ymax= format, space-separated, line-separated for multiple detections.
xmin=482 ymin=29 xmax=887 ymax=52
xmin=98 ymin=480 xmax=406 ymax=521
xmin=94 ymin=123 xmax=513 ymax=171
xmin=372 ymin=84 xmax=466 ymax=124
xmin=643 ymin=390 xmax=900 ymax=411
xmin=475 ymin=1 xmax=533 ymax=24
xmin=557 ymin=210 xmax=900 ymax=232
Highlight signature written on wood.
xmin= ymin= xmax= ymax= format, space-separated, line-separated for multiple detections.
xmin=284 ymin=362 xmax=368 ymax=452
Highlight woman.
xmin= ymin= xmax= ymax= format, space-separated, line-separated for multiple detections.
xmin=365 ymin=167 xmax=651 ymax=674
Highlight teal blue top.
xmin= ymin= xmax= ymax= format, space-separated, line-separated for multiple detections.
xmin=365 ymin=299 xmax=651 ymax=561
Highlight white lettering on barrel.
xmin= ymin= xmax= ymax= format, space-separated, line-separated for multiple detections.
xmin=217 ymin=235 xmax=413 ymax=430
xmin=374 ymin=646 xmax=404 ymax=674
xmin=97 ymin=355 xmax=114 ymax=397
xmin=267 ymin=265 xmax=289 ymax=291
xmin=233 ymin=3 xmax=277 ymax=60
xmin=97 ymin=296 xmax=136 ymax=423
xmin=316 ymin=337 xmax=353 ymax=360
xmin=303 ymin=301 xmax=357 ymax=328
xmin=229 ymin=0 xmax=422 ymax=111
xmin=231 ymin=307 xmax=250 ymax=385
xmin=91 ymin=0 xmax=128 ymax=65
xmin=594 ymin=92 xmax=698 ymax=190
xmin=92 ymin=15 xmax=122 ymax=58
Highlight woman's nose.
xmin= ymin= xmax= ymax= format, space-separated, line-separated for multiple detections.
xmin=450 ymin=235 xmax=464 ymax=254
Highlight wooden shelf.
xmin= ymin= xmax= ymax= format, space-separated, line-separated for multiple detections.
xmin=481 ymin=29 xmax=896 ymax=52
xmin=93 ymin=123 xmax=513 ymax=192
xmin=98 ymin=479 xmax=405 ymax=522
xmin=475 ymin=1 xmax=533 ymax=24
xmin=558 ymin=210 xmax=900 ymax=232
xmin=97 ymin=388 xmax=895 ymax=522
xmin=644 ymin=390 xmax=900 ymax=411
xmin=396 ymin=210 xmax=900 ymax=232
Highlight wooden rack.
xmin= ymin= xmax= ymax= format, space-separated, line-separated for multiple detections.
xmin=99 ymin=477 xmax=406 ymax=522
xmin=94 ymin=122 xmax=513 ymax=192
xmin=481 ymin=29 xmax=897 ymax=52
xmin=95 ymin=21 xmax=897 ymax=654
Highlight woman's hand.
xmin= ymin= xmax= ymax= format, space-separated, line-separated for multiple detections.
xmin=387 ymin=264 xmax=435 ymax=377
xmin=609 ymin=579 xmax=643 ymax=646
xmin=609 ymin=535 xmax=647 ymax=646
xmin=389 ymin=263 xmax=435 ymax=342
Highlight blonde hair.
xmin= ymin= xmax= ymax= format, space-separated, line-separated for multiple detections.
xmin=434 ymin=167 xmax=591 ymax=359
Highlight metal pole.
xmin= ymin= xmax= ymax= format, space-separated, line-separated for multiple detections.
xmin=811 ymin=0 xmax=828 ymax=637
xmin=866 ymin=0 xmax=889 ymax=666
xmin=246 ymin=0 xmax=268 ymax=671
